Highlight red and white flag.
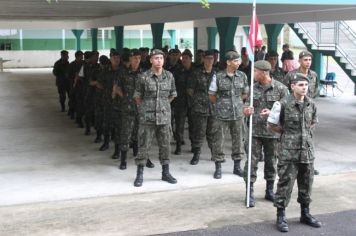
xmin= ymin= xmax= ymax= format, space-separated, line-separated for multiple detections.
xmin=247 ymin=13 xmax=262 ymax=62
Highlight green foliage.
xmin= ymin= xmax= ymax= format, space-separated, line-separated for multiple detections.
xmin=200 ymin=0 xmax=210 ymax=9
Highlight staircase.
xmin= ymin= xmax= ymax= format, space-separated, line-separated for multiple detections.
xmin=289 ymin=21 xmax=356 ymax=93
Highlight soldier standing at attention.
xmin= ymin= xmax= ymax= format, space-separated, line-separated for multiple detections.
xmin=53 ymin=50 xmax=70 ymax=112
xmin=243 ymin=60 xmax=289 ymax=207
xmin=267 ymin=73 xmax=321 ymax=232
xmin=208 ymin=51 xmax=249 ymax=179
xmin=266 ymin=51 xmax=288 ymax=87
xmin=187 ymin=50 xmax=217 ymax=165
xmin=133 ymin=49 xmax=177 ymax=187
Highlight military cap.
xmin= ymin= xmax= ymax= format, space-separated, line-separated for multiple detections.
xmin=213 ymin=49 xmax=220 ymax=53
xmin=291 ymin=73 xmax=309 ymax=83
xmin=182 ymin=49 xmax=193 ymax=58
xmin=225 ymin=50 xmax=240 ymax=61
xmin=129 ymin=48 xmax=141 ymax=57
xmin=60 ymin=50 xmax=68 ymax=55
xmin=254 ymin=60 xmax=272 ymax=71
xmin=169 ymin=48 xmax=181 ymax=54
xmin=111 ymin=50 xmax=120 ymax=57
xmin=299 ymin=50 xmax=313 ymax=59
xmin=266 ymin=50 xmax=279 ymax=58
xmin=150 ymin=49 xmax=165 ymax=57
xmin=204 ymin=49 xmax=215 ymax=57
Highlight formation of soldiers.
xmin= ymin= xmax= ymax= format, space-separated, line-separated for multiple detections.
xmin=53 ymin=46 xmax=321 ymax=232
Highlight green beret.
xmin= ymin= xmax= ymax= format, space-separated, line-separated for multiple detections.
xmin=150 ymin=49 xmax=165 ymax=57
xmin=291 ymin=73 xmax=309 ymax=83
xmin=254 ymin=60 xmax=271 ymax=71
xmin=299 ymin=50 xmax=313 ymax=59
xmin=225 ymin=51 xmax=240 ymax=61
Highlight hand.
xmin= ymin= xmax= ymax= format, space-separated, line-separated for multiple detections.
xmin=243 ymin=106 xmax=254 ymax=116
xmin=260 ymin=108 xmax=270 ymax=118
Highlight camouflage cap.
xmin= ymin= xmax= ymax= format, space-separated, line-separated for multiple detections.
xmin=150 ymin=49 xmax=165 ymax=57
xmin=299 ymin=50 xmax=313 ymax=59
xmin=291 ymin=73 xmax=309 ymax=83
xmin=225 ymin=51 xmax=240 ymax=61
xmin=254 ymin=60 xmax=272 ymax=71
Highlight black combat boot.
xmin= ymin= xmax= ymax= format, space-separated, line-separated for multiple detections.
xmin=132 ymin=141 xmax=138 ymax=157
xmin=111 ymin=144 xmax=120 ymax=159
xmin=233 ymin=160 xmax=244 ymax=177
xmin=276 ymin=208 xmax=289 ymax=232
xmin=265 ymin=180 xmax=275 ymax=202
xmin=314 ymin=169 xmax=320 ymax=175
xmin=174 ymin=143 xmax=181 ymax=155
xmin=119 ymin=151 xmax=127 ymax=170
xmin=300 ymin=204 xmax=322 ymax=228
xmin=245 ymin=182 xmax=255 ymax=207
xmin=94 ymin=130 xmax=102 ymax=143
xmin=146 ymin=158 xmax=155 ymax=168
xmin=99 ymin=135 xmax=110 ymax=151
xmin=161 ymin=164 xmax=177 ymax=184
xmin=213 ymin=161 xmax=222 ymax=179
xmin=133 ymin=165 xmax=144 ymax=187
xmin=84 ymin=124 xmax=91 ymax=135
xmin=190 ymin=148 xmax=200 ymax=165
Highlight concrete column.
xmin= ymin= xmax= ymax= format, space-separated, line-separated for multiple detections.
xmin=215 ymin=17 xmax=239 ymax=62
xmin=91 ymin=28 xmax=98 ymax=51
xmin=265 ymin=24 xmax=284 ymax=52
xmin=71 ymin=29 xmax=84 ymax=51
xmin=206 ymin=27 xmax=218 ymax=50
xmin=168 ymin=30 xmax=176 ymax=49
xmin=114 ymin=26 xmax=124 ymax=52
xmin=194 ymin=27 xmax=198 ymax=54
xmin=151 ymin=23 xmax=164 ymax=49
xmin=19 ymin=29 xmax=23 ymax=51
xmin=311 ymin=50 xmax=323 ymax=96
xmin=243 ymin=26 xmax=249 ymax=36
xmin=62 ymin=29 xmax=66 ymax=50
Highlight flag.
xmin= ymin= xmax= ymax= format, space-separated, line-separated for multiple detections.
xmin=246 ymin=14 xmax=262 ymax=62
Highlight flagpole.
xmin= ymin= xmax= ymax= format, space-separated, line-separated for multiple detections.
xmin=246 ymin=0 xmax=256 ymax=208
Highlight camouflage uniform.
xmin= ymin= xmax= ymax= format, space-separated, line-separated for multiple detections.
xmin=284 ymin=68 xmax=318 ymax=98
xmin=271 ymin=67 xmax=288 ymax=87
xmin=133 ymin=69 xmax=177 ymax=165
xmin=243 ymin=79 xmax=289 ymax=183
xmin=67 ymin=60 xmax=83 ymax=118
xmin=117 ymin=67 xmax=142 ymax=152
xmin=75 ymin=61 xmax=90 ymax=124
xmin=274 ymin=94 xmax=318 ymax=209
xmin=187 ymin=68 xmax=217 ymax=153
xmin=209 ymin=70 xmax=249 ymax=162
xmin=52 ymin=58 xmax=70 ymax=110
xmin=84 ymin=63 xmax=100 ymax=129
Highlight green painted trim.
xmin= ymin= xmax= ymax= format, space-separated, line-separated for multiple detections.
xmin=168 ymin=30 xmax=176 ymax=49
xmin=72 ymin=29 xmax=84 ymax=51
xmin=206 ymin=27 xmax=218 ymax=50
xmin=265 ymin=24 xmax=284 ymax=52
xmin=114 ymin=26 xmax=124 ymax=53
xmin=91 ymin=28 xmax=98 ymax=51
xmin=151 ymin=23 xmax=164 ymax=49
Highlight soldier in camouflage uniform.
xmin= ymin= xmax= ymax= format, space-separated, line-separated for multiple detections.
xmin=133 ymin=49 xmax=177 ymax=187
xmin=172 ymin=49 xmax=194 ymax=155
xmin=208 ymin=51 xmax=249 ymax=179
xmin=243 ymin=60 xmax=289 ymax=207
xmin=67 ymin=51 xmax=83 ymax=120
xmin=114 ymin=49 xmax=154 ymax=169
xmin=187 ymin=50 xmax=217 ymax=165
xmin=266 ymin=50 xmax=288 ymax=87
xmin=52 ymin=50 xmax=70 ymax=112
xmin=267 ymin=73 xmax=321 ymax=232
xmin=284 ymin=50 xmax=319 ymax=98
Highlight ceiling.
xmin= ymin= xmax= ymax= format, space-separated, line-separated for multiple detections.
xmin=0 ymin=0 xmax=355 ymax=29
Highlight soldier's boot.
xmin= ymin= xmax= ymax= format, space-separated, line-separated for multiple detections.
xmin=245 ymin=182 xmax=255 ymax=207
xmin=119 ymin=151 xmax=127 ymax=170
xmin=213 ymin=161 xmax=222 ymax=179
xmin=276 ymin=208 xmax=289 ymax=232
xmin=161 ymin=164 xmax=177 ymax=184
xmin=133 ymin=165 xmax=144 ymax=187
xmin=265 ymin=180 xmax=275 ymax=202
xmin=132 ymin=141 xmax=138 ymax=157
xmin=233 ymin=160 xmax=244 ymax=177
xmin=300 ymin=204 xmax=322 ymax=228
xmin=84 ymin=124 xmax=91 ymax=136
xmin=174 ymin=143 xmax=181 ymax=155
xmin=146 ymin=158 xmax=155 ymax=168
xmin=60 ymin=102 xmax=65 ymax=112
xmin=111 ymin=144 xmax=120 ymax=159
xmin=94 ymin=131 xmax=102 ymax=143
xmin=314 ymin=169 xmax=320 ymax=175
xmin=190 ymin=148 xmax=200 ymax=165
xmin=99 ymin=135 xmax=110 ymax=151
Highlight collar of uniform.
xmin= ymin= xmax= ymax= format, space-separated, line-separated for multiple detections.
xmin=290 ymin=94 xmax=311 ymax=107
xmin=202 ymin=68 xmax=214 ymax=75
xmin=129 ymin=67 xmax=142 ymax=74
xmin=149 ymin=69 xmax=167 ymax=79
xmin=256 ymin=79 xmax=274 ymax=89
xmin=221 ymin=69 xmax=240 ymax=79
xmin=297 ymin=67 xmax=312 ymax=77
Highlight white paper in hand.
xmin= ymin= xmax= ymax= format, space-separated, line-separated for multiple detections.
xmin=267 ymin=101 xmax=281 ymax=125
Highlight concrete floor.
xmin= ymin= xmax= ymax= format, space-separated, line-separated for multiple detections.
xmin=0 ymin=68 xmax=356 ymax=235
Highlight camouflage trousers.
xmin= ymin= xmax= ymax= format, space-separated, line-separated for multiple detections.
xmin=102 ymin=103 xmax=113 ymax=136
xmin=112 ymin=109 xmax=121 ymax=144
xmin=75 ymin=85 xmax=85 ymax=120
xmin=68 ymin=85 xmax=76 ymax=115
xmin=191 ymin=112 xmax=216 ymax=151
xmin=119 ymin=113 xmax=138 ymax=151
xmin=135 ymin=124 xmax=171 ymax=166
xmin=174 ymin=107 xmax=187 ymax=144
xmin=94 ymin=93 xmax=104 ymax=132
xmin=187 ymin=108 xmax=194 ymax=145
xmin=243 ymin=137 xmax=278 ymax=183
xmin=211 ymin=119 xmax=245 ymax=162
xmin=274 ymin=161 xmax=314 ymax=209
xmin=84 ymin=91 xmax=95 ymax=127
xmin=57 ymin=81 xmax=70 ymax=107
